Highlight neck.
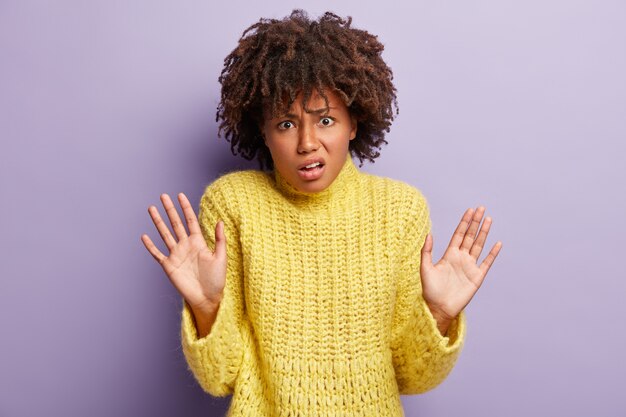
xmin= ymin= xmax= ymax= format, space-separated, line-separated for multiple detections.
xmin=273 ymin=154 xmax=360 ymax=209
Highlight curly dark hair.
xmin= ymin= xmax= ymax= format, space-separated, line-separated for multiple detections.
xmin=215 ymin=9 xmax=399 ymax=171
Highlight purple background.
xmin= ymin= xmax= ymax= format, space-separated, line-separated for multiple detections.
xmin=1 ymin=1 xmax=624 ymax=416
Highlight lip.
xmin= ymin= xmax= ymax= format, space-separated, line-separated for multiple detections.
xmin=297 ymin=163 xmax=325 ymax=180
xmin=297 ymin=157 xmax=326 ymax=170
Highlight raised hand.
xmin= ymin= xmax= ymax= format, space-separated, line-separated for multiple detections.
xmin=420 ymin=206 xmax=502 ymax=332
xmin=141 ymin=193 xmax=227 ymax=313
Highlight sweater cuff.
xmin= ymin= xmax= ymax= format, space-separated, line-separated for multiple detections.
xmin=180 ymin=299 xmax=244 ymax=396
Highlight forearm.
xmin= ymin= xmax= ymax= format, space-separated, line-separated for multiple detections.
xmin=433 ymin=315 xmax=450 ymax=337
xmin=428 ymin=305 xmax=453 ymax=337
xmin=188 ymin=300 xmax=221 ymax=339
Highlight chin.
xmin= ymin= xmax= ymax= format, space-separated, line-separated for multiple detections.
xmin=298 ymin=180 xmax=329 ymax=193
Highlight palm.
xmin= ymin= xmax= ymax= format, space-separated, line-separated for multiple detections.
xmin=162 ymin=231 xmax=226 ymax=308
xmin=420 ymin=206 xmax=502 ymax=320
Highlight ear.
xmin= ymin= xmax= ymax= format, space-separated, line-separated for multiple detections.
xmin=349 ymin=115 xmax=357 ymax=141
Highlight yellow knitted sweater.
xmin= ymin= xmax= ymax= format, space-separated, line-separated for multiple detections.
xmin=180 ymin=154 xmax=466 ymax=416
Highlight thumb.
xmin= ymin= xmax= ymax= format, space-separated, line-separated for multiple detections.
xmin=421 ymin=232 xmax=433 ymax=270
xmin=214 ymin=220 xmax=227 ymax=258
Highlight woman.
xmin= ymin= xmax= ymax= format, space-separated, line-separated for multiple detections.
xmin=141 ymin=9 xmax=502 ymax=416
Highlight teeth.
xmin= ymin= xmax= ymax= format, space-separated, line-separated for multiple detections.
xmin=304 ymin=162 xmax=321 ymax=168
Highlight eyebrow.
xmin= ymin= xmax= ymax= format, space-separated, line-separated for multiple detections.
xmin=282 ymin=106 xmax=337 ymax=119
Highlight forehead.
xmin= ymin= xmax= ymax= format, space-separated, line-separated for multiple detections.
xmin=267 ymin=89 xmax=345 ymax=118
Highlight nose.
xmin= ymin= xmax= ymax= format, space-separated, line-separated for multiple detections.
xmin=297 ymin=123 xmax=320 ymax=154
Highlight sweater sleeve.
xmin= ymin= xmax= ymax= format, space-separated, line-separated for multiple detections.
xmin=180 ymin=180 xmax=245 ymax=397
xmin=390 ymin=187 xmax=467 ymax=395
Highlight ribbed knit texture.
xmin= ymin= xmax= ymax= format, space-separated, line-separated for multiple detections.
xmin=180 ymin=154 xmax=467 ymax=416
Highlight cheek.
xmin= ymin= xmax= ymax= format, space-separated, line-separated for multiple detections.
xmin=266 ymin=141 xmax=293 ymax=165
xmin=323 ymin=132 xmax=352 ymax=148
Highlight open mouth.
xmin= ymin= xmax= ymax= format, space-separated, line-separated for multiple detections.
xmin=297 ymin=162 xmax=325 ymax=180
xmin=299 ymin=162 xmax=325 ymax=172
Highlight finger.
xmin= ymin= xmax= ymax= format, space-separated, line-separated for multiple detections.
xmin=460 ymin=206 xmax=485 ymax=253
xmin=178 ymin=193 xmax=202 ymax=236
xmin=160 ymin=193 xmax=189 ymax=242
xmin=213 ymin=220 xmax=227 ymax=258
xmin=479 ymin=241 xmax=503 ymax=277
xmin=421 ymin=232 xmax=433 ymax=269
xmin=469 ymin=215 xmax=492 ymax=260
xmin=148 ymin=205 xmax=177 ymax=251
xmin=140 ymin=234 xmax=167 ymax=265
xmin=448 ymin=208 xmax=474 ymax=249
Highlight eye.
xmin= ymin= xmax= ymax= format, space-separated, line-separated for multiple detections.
xmin=319 ymin=117 xmax=335 ymax=127
xmin=277 ymin=121 xmax=294 ymax=130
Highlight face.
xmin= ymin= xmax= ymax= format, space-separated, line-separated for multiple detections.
xmin=261 ymin=89 xmax=357 ymax=193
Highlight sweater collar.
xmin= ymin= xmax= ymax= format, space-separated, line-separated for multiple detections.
xmin=273 ymin=154 xmax=360 ymax=208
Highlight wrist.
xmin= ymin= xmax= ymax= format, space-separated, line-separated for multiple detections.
xmin=189 ymin=298 xmax=220 ymax=317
